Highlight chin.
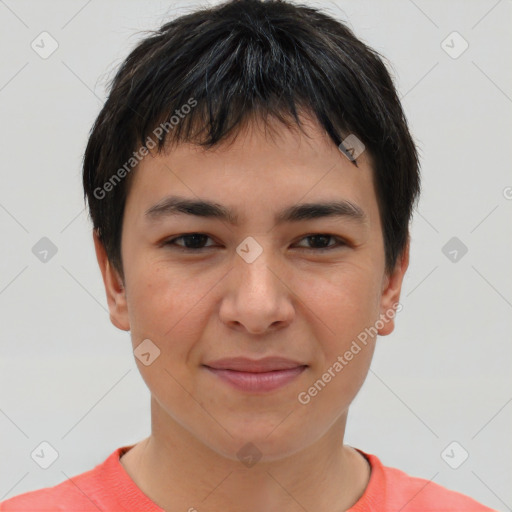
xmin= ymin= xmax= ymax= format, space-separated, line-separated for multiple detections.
xmin=202 ymin=420 xmax=314 ymax=464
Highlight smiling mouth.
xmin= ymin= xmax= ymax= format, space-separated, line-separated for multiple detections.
xmin=203 ymin=365 xmax=307 ymax=393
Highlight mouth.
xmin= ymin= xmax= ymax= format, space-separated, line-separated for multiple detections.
xmin=202 ymin=357 xmax=308 ymax=393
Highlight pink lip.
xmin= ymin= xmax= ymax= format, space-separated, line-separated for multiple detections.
xmin=203 ymin=356 xmax=306 ymax=372
xmin=202 ymin=357 xmax=308 ymax=393
xmin=204 ymin=366 xmax=307 ymax=392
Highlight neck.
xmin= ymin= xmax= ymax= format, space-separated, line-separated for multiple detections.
xmin=120 ymin=398 xmax=370 ymax=512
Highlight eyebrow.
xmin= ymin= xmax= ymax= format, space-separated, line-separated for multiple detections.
xmin=145 ymin=195 xmax=368 ymax=226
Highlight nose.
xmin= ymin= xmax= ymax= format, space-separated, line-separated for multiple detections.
xmin=218 ymin=244 xmax=295 ymax=335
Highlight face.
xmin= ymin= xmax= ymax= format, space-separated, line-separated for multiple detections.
xmin=94 ymin=113 xmax=408 ymax=462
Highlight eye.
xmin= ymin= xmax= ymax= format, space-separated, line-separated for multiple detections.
xmin=163 ymin=233 xmax=216 ymax=251
xmin=294 ymin=234 xmax=347 ymax=251
xmin=163 ymin=233 xmax=347 ymax=252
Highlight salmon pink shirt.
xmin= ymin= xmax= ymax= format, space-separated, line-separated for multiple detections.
xmin=0 ymin=445 xmax=496 ymax=511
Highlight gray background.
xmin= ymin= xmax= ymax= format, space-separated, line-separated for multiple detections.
xmin=0 ymin=0 xmax=511 ymax=510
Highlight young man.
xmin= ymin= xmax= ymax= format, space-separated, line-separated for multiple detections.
xmin=0 ymin=0 xmax=496 ymax=510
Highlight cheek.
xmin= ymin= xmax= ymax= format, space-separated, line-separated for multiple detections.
xmin=124 ymin=261 xmax=209 ymax=350
xmin=294 ymin=261 xmax=382 ymax=338
xmin=128 ymin=262 xmax=196 ymax=328
xmin=124 ymin=264 xmax=213 ymax=408
xmin=293 ymin=263 xmax=380 ymax=395
xmin=299 ymin=342 xmax=375 ymax=422
xmin=295 ymin=270 xmax=379 ymax=415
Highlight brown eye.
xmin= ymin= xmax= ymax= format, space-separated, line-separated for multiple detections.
xmin=164 ymin=234 xmax=215 ymax=250
xmin=295 ymin=234 xmax=347 ymax=251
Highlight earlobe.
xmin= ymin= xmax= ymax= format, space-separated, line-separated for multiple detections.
xmin=377 ymin=237 xmax=410 ymax=336
xmin=93 ymin=230 xmax=130 ymax=332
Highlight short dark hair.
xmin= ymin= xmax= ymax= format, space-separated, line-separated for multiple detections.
xmin=83 ymin=0 xmax=420 ymax=280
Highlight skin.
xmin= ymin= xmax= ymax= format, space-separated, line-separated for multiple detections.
xmin=94 ymin=112 xmax=409 ymax=512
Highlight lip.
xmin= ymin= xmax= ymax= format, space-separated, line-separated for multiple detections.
xmin=202 ymin=357 xmax=308 ymax=393
xmin=204 ymin=366 xmax=307 ymax=393
xmin=203 ymin=356 xmax=306 ymax=372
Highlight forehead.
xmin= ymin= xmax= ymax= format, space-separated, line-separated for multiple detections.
xmin=124 ymin=115 xmax=380 ymax=232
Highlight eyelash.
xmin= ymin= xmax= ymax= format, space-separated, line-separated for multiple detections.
xmin=162 ymin=233 xmax=348 ymax=252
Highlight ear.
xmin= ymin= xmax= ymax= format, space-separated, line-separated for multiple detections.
xmin=93 ymin=229 xmax=130 ymax=331
xmin=377 ymin=236 xmax=410 ymax=336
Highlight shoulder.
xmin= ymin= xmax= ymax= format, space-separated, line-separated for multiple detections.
xmin=0 ymin=474 xmax=98 ymax=512
xmin=353 ymin=451 xmax=496 ymax=512
xmin=0 ymin=447 xmax=125 ymax=512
